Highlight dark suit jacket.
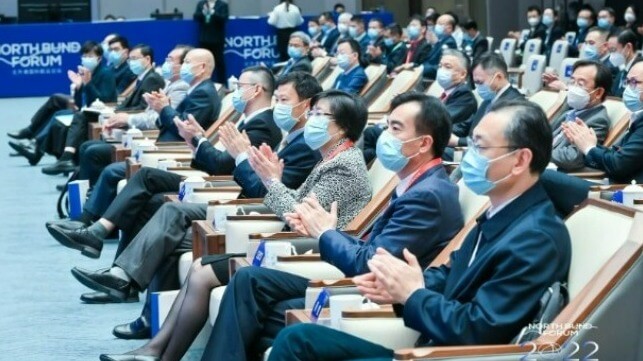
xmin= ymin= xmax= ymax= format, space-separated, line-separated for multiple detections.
xmin=551 ymin=105 xmax=609 ymax=171
xmin=569 ymin=27 xmax=589 ymax=57
xmin=409 ymin=39 xmax=433 ymax=66
xmin=365 ymin=35 xmax=386 ymax=64
xmin=116 ymin=69 xmax=165 ymax=111
xmin=443 ymin=83 xmax=478 ymax=125
xmin=193 ymin=0 xmax=229 ymax=45
xmin=356 ymin=33 xmax=371 ymax=54
xmin=157 ymin=79 xmax=221 ymax=142
xmin=191 ymin=109 xmax=282 ymax=175
xmin=76 ymin=59 xmax=117 ymax=106
xmin=585 ymin=112 xmax=643 ymax=183
xmin=601 ymin=56 xmax=620 ymax=93
xmin=611 ymin=54 xmax=643 ymax=97
xmin=469 ymin=35 xmax=489 ymax=61
xmin=111 ymin=61 xmax=137 ymax=95
xmin=333 ymin=65 xmax=368 ymax=94
xmin=454 ymin=85 xmax=524 ymax=145
xmin=233 ymin=131 xmax=321 ymax=198
xmin=396 ymin=182 xmax=571 ymax=346
xmin=319 ymin=164 xmax=463 ymax=276
xmin=320 ymin=27 xmax=340 ymax=54
xmin=544 ymin=25 xmax=565 ymax=57
xmin=384 ymin=41 xmax=408 ymax=73
xmin=520 ymin=23 xmax=547 ymax=51
xmin=422 ymin=35 xmax=458 ymax=79
xmin=281 ymin=57 xmax=312 ymax=75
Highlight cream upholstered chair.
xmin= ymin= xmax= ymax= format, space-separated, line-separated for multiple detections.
xmin=498 ymin=38 xmax=517 ymax=67
xmin=602 ymin=97 xmax=631 ymax=147
xmin=311 ymin=56 xmax=332 ymax=79
xmin=528 ymin=89 xmax=567 ymax=122
xmin=547 ymin=39 xmax=569 ymax=72
xmin=368 ymin=67 xmax=423 ymax=122
xmin=321 ymin=66 xmax=343 ymax=90
xmin=558 ymin=57 xmax=579 ymax=84
xmin=521 ymin=54 xmax=546 ymax=96
xmin=520 ymin=38 xmax=542 ymax=68
xmin=360 ymin=64 xmax=388 ymax=105
xmin=565 ymin=31 xmax=576 ymax=44
xmin=486 ymin=36 xmax=494 ymax=51
xmin=425 ymin=80 xmax=443 ymax=98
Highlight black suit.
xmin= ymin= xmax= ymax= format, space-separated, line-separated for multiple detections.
xmin=442 ymin=83 xmax=478 ymax=126
xmin=612 ymin=55 xmax=643 ymax=97
xmin=520 ymin=23 xmax=547 ymax=52
xmin=384 ymin=41 xmax=408 ymax=73
xmin=280 ymin=57 xmax=312 ymax=75
xmin=409 ymin=39 xmax=432 ymax=66
xmin=544 ymin=25 xmax=564 ymax=60
xmin=320 ymin=28 xmax=340 ymax=54
xmin=470 ymin=36 xmax=489 ymax=61
xmin=194 ymin=0 xmax=229 ymax=82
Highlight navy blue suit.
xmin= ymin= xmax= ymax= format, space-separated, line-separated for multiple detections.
xmin=281 ymin=57 xmax=313 ymax=75
xmin=442 ymin=83 xmax=478 ymax=125
xmin=157 ymin=80 xmax=221 ymax=142
xmin=201 ymin=163 xmax=464 ymax=360
xmin=383 ymin=41 xmax=408 ymax=73
xmin=191 ymin=109 xmax=282 ymax=175
xmin=111 ymin=61 xmax=137 ymax=95
xmin=568 ymin=27 xmax=589 ymax=58
xmin=268 ymin=182 xmax=571 ymax=360
xmin=75 ymin=60 xmax=117 ymax=106
xmin=233 ymin=131 xmax=321 ymax=198
xmin=422 ymin=35 xmax=457 ymax=79
xmin=320 ymin=28 xmax=340 ymax=54
xmin=332 ymin=65 xmax=368 ymax=94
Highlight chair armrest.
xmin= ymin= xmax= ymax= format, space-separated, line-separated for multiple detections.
xmin=277 ymin=254 xmax=322 ymax=262
xmin=192 ymin=220 xmax=225 ymax=258
xmin=125 ymin=157 xmax=142 ymax=179
xmin=205 ymin=175 xmax=234 ymax=182
xmin=155 ymin=141 xmax=186 ymax=147
xmin=229 ymin=256 xmax=250 ymax=278
xmin=561 ymin=167 xmax=606 ymax=179
xmin=308 ymin=278 xmax=355 ymax=287
xmin=142 ymin=130 xmax=159 ymax=138
xmin=208 ymin=198 xmax=265 ymax=206
xmin=111 ymin=144 xmax=131 ymax=163
xmin=588 ymin=184 xmax=626 ymax=192
xmin=89 ymin=122 xmax=102 ymax=140
xmin=226 ymin=214 xmax=281 ymax=222
xmin=393 ymin=344 xmax=529 ymax=360
xmin=341 ymin=305 xmax=396 ymax=318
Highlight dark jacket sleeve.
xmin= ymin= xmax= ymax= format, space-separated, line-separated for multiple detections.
xmin=121 ymin=73 xmax=165 ymax=111
xmin=472 ymin=38 xmax=489 ymax=60
xmin=291 ymin=59 xmax=313 ymax=74
xmin=81 ymin=64 xmax=117 ymax=104
xmin=319 ymin=190 xmax=446 ymax=277
xmin=158 ymin=86 xmax=217 ymax=136
xmin=340 ymin=68 xmax=368 ymax=94
xmin=386 ymin=46 xmax=408 ymax=73
xmin=446 ymin=86 xmax=478 ymax=125
xmin=584 ymin=125 xmax=643 ymax=182
xmin=412 ymin=42 xmax=433 ymax=66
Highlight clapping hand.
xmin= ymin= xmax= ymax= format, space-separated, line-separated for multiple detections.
xmin=357 ymin=248 xmax=425 ymax=304
xmin=218 ymin=122 xmax=251 ymax=158
xmin=247 ymin=143 xmax=284 ymax=186
xmin=290 ymin=195 xmax=337 ymax=239
xmin=173 ymin=114 xmax=205 ymax=149
xmin=143 ymin=90 xmax=170 ymax=113
xmin=68 ymin=70 xmax=82 ymax=89
xmin=562 ymin=118 xmax=597 ymax=153
xmin=102 ymin=113 xmax=129 ymax=132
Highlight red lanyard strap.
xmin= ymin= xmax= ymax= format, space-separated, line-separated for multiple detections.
xmin=402 ymin=157 xmax=443 ymax=194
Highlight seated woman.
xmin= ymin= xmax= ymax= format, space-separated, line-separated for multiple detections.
xmin=100 ymin=90 xmax=372 ymax=361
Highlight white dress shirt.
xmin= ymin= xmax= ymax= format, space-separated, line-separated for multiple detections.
xmin=267 ymin=2 xmax=304 ymax=29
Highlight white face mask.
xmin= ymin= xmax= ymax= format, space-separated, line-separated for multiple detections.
xmin=566 ymin=85 xmax=595 ymax=110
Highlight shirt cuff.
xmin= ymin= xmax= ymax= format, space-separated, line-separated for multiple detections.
xmin=194 ymin=138 xmax=209 ymax=158
xmin=583 ymin=145 xmax=596 ymax=155
xmin=317 ymin=228 xmax=335 ymax=241
xmin=235 ymin=151 xmax=249 ymax=166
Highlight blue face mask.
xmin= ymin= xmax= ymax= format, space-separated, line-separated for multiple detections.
xmin=367 ymin=28 xmax=379 ymax=39
xmin=542 ymin=15 xmax=554 ymax=26
xmin=376 ymin=131 xmax=422 ymax=172
xmin=336 ymin=53 xmax=352 ymax=70
xmin=384 ymin=38 xmax=394 ymax=47
xmin=101 ymin=43 xmax=110 ymax=56
xmin=180 ymin=63 xmax=195 ymax=84
xmin=407 ymin=25 xmax=421 ymax=40
xmin=108 ymin=50 xmax=122 ymax=65
xmin=128 ymin=59 xmax=146 ymax=75
xmin=434 ymin=24 xmax=445 ymax=37
xmin=597 ymin=18 xmax=610 ymax=29
xmin=304 ymin=114 xmax=334 ymax=150
xmin=81 ymin=56 xmax=99 ymax=72
xmin=232 ymin=86 xmax=255 ymax=113
xmin=288 ymin=46 xmax=304 ymax=60
xmin=623 ymin=86 xmax=643 ymax=112
xmin=476 ymin=74 xmax=497 ymax=101
xmin=161 ymin=61 xmax=174 ymax=80
xmin=348 ymin=26 xmax=359 ymax=38
xmin=581 ymin=44 xmax=599 ymax=60
xmin=308 ymin=26 xmax=320 ymax=37
xmin=461 ymin=148 xmax=516 ymax=195
xmin=273 ymin=101 xmax=305 ymax=132
xmin=321 ymin=24 xmax=331 ymax=33
xmin=577 ymin=18 xmax=589 ymax=29
xmin=436 ymin=68 xmax=454 ymax=89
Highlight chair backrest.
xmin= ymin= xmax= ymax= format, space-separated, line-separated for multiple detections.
xmin=548 ymin=39 xmax=569 ymax=70
xmin=139 ymin=150 xmax=192 ymax=168
xmin=602 ymin=97 xmax=631 ymax=147
xmin=528 ymin=89 xmax=567 ymax=121
xmin=425 ymin=80 xmax=443 ymax=98
xmin=486 ymin=36 xmax=494 ymax=51
xmin=565 ymin=31 xmax=576 ymax=43
xmin=311 ymin=56 xmax=331 ymax=78
xmin=558 ymin=57 xmax=579 ymax=84
xmin=564 ymin=199 xmax=637 ymax=298
xmin=360 ymin=64 xmax=388 ymax=104
xmin=499 ymin=38 xmax=517 ymax=67
xmin=521 ymin=39 xmax=543 ymax=66
xmin=368 ymin=67 xmax=423 ymax=114
xmin=457 ymin=179 xmax=489 ymax=223
xmin=225 ymin=215 xmax=286 ymax=253
xmin=321 ymin=66 xmax=343 ymax=90
xmin=367 ymin=158 xmax=396 ymax=195
xmin=522 ymin=54 xmax=547 ymax=96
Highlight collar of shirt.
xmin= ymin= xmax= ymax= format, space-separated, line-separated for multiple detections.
xmin=600 ymin=53 xmax=610 ymax=63
xmin=486 ymin=195 xmax=519 ymax=219
xmin=187 ymin=79 xmax=205 ymax=95
xmin=241 ymin=106 xmax=272 ymax=126
xmin=137 ymin=68 xmax=151 ymax=81
xmin=443 ymin=83 xmax=460 ymax=96
xmin=285 ymin=127 xmax=304 ymax=145
xmin=631 ymin=109 xmax=643 ymax=126
xmin=342 ymin=63 xmax=360 ymax=75
xmin=354 ymin=32 xmax=366 ymax=43
xmin=493 ymin=83 xmax=512 ymax=103
xmin=395 ymin=171 xmax=414 ymax=197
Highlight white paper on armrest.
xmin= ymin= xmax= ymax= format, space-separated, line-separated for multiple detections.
xmin=55 ymin=114 xmax=74 ymax=126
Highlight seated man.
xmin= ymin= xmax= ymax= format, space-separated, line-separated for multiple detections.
xmin=332 ymin=39 xmax=368 ymax=94
xmin=610 ymin=30 xmax=642 ymax=98
xmin=569 ymin=6 xmax=595 ymax=57
xmin=269 ymin=99 xmax=572 ymax=360
xmin=47 ymin=65 xmax=282 ymax=259
xmin=71 ymin=72 xmax=323 ymax=310
xmin=392 ymin=15 xmax=433 ymax=74
xmin=280 ymin=31 xmax=313 ymax=75
xmin=508 ymin=6 xmax=547 ymax=52
xmin=421 ymin=14 xmax=458 ymax=79
xmin=9 ymin=40 xmax=117 ymax=165
xmin=373 ymin=23 xmax=408 ymax=74
xmin=596 ymin=7 xmax=619 ymax=37
xmin=550 ymin=60 xmax=611 ymax=171
xmin=106 ymin=35 xmax=137 ymax=96
xmin=449 ymin=53 xmax=523 ymax=149
xmin=196 ymin=92 xmax=464 ymax=360
xmin=542 ymin=8 xmax=565 ymax=61
xmin=42 ymin=43 xmax=165 ymax=175
xmin=348 ymin=15 xmax=371 ymax=54
xmin=461 ymin=19 xmax=489 ymax=60
xmin=363 ymin=17 xmax=385 ymax=64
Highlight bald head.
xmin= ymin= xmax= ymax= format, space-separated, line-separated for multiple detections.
xmin=437 ymin=14 xmax=455 ymax=34
xmin=183 ymin=48 xmax=214 ymax=84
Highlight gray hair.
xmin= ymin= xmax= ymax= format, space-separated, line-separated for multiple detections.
xmin=290 ymin=31 xmax=311 ymax=46
xmin=338 ymin=12 xmax=353 ymax=24
xmin=442 ymin=49 xmax=470 ymax=72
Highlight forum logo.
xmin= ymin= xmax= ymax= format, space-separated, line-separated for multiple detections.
xmin=0 ymin=41 xmax=81 ymax=75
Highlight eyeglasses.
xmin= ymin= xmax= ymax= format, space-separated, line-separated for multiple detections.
xmin=306 ymin=109 xmax=335 ymax=118
xmin=466 ymin=137 xmax=517 ymax=153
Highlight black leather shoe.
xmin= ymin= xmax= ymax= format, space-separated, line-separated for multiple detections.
xmin=7 ymin=128 xmax=32 ymax=140
xmin=99 ymin=355 xmax=160 ymax=361
xmin=47 ymin=225 xmax=103 ymax=258
xmin=71 ymin=267 xmax=131 ymax=301
xmin=45 ymin=219 xmax=86 ymax=231
xmin=81 ymin=288 xmax=139 ymax=304
xmin=112 ymin=316 xmax=151 ymax=340
xmin=8 ymin=140 xmax=43 ymax=166
xmin=42 ymin=159 xmax=77 ymax=176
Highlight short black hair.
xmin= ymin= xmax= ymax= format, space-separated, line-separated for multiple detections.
xmin=311 ymin=90 xmax=367 ymax=142
xmin=473 ymin=52 xmax=508 ymax=77
xmin=350 ymin=15 xmax=365 ymax=26
xmin=489 ymin=100 xmax=552 ymax=174
xmin=309 ymin=18 xmax=320 ymax=26
xmin=386 ymin=23 xmax=403 ymax=37
xmin=108 ymin=35 xmax=129 ymax=49
xmin=527 ymin=6 xmax=542 ymax=15
xmin=276 ymin=71 xmax=323 ymax=100
xmin=587 ymin=26 xmax=609 ymax=42
xmin=462 ymin=19 xmax=478 ymax=31
xmin=390 ymin=92 xmax=452 ymax=157
xmin=320 ymin=11 xmax=335 ymax=23
xmin=572 ymin=60 xmax=612 ymax=101
xmin=409 ymin=14 xmax=424 ymax=26
xmin=599 ymin=7 xmax=616 ymax=17
xmin=81 ymin=40 xmax=103 ymax=56
xmin=131 ymin=44 xmax=153 ymax=62
xmin=368 ymin=17 xmax=384 ymax=28
xmin=579 ymin=4 xmax=596 ymax=21
xmin=242 ymin=65 xmax=276 ymax=96
xmin=334 ymin=3 xmax=345 ymax=11
xmin=617 ymin=29 xmax=640 ymax=51
xmin=338 ymin=38 xmax=362 ymax=58
xmin=425 ymin=13 xmax=439 ymax=25
xmin=173 ymin=44 xmax=193 ymax=63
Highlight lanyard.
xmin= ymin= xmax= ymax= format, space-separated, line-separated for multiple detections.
xmin=401 ymin=157 xmax=442 ymax=194
xmin=320 ymin=140 xmax=354 ymax=165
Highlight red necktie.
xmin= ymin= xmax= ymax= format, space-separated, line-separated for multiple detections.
xmin=440 ymin=92 xmax=447 ymax=102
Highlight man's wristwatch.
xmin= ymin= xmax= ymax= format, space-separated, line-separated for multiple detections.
xmin=191 ymin=135 xmax=204 ymax=149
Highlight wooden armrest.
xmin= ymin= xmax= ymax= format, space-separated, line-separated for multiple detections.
xmin=565 ymin=170 xmax=606 ymax=179
xmin=111 ymin=144 xmax=132 ymax=163
xmin=226 ymin=214 xmax=282 ymax=222
xmin=394 ymin=344 xmax=529 ymax=360
xmin=453 ymin=146 xmax=467 ymax=151
xmin=193 ymin=186 xmax=243 ymax=193
xmin=285 ymin=309 xmax=330 ymax=325
xmin=155 ymin=141 xmax=188 ymax=147
xmin=164 ymin=194 xmax=181 ymax=203
xmin=125 ymin=157 xmax=142 ymax=179
xmin=208 ymin=198 xmax=264 ymax=206
xmin=507 ymin=67 xmax=525 ymax=74
xmin=588 ymin=184 xmax=627 ymax=192
xmin=142 ymin=130 xmax=159 ymax=138
xmin=205 ymin=175 xmax=234 ymax=181
xmin=89 ymin=122 xmax=102 ymax=140
xmin=115 ymin=109 xmax=143 ymax=114
xmin=104 ymin=102 xmax=118 ymax=107
xmin=229 ymin=256 xmax=250 ymax=278
xmin=342 ymin=304 xmax=395 ymax=318
xmin=308 ymin=278 xmax=355 ymax=287
xmin=277 ymin=254 xmax=322 ymax=262
xmin=248 ymin=232 xmax=308 ymax=240
xmin=192 ymin=220 xmax=225 ymax=258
